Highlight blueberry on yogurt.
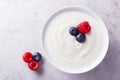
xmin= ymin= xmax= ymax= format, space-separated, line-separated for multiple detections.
xmin=69 ymin=27 xmax=79 ymax=36
xmin=76 ymin=33 xmax=86 ymax=43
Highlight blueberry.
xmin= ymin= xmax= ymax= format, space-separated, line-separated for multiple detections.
xmin=69 ymin=27 xmax=79 ymax=36
xmin=76 ymin=33 xmax=86 ymax=43
xmin=33 ymin=52 xmax=42 ymax=62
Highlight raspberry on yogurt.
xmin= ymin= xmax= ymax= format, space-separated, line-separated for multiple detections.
xmin=77 ymin=21 xmax=91 ymax=33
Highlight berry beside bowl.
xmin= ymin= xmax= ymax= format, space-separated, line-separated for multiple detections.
xmin=33 ymin=52 xmax=42 ymax=62
xmin=23 ymin=52 xmax=33 ymax=63
xmin=28 ymin=61 xmax=39 ymax=70
xmin=41 ymin=7 xmax=109 ymax=74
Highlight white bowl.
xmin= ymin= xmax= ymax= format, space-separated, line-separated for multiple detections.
xmin=41 ymin=7 xmax=109 ymax=74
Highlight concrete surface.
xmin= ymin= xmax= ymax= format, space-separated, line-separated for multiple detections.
xmin=0 ymin=0 xmax=119 ymax=80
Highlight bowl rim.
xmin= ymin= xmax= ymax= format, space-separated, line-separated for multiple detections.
xmin=40 ymin=6 xmax=109 ymax=74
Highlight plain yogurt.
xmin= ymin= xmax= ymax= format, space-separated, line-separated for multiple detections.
xmin=42 ymin=7 xmax=109 ymax=73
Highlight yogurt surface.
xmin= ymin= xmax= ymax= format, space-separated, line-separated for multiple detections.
xmin=43 ymin=8 xmax=108 ymax=71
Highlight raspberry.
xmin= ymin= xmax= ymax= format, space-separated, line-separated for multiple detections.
xmin=28 ymin=61 xmax=39 ymax=70
xmin=77 ymin=21 xmax=91 ymax=33
xmin=23 ymin=52 xmax=33 ymax=63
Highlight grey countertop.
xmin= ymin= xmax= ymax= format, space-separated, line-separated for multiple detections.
xmin=0 ymin=0 xmax=119 ymax=80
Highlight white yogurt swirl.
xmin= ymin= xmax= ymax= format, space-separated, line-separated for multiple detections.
xmin=44 ymin=10 xmax=107 ymax=70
